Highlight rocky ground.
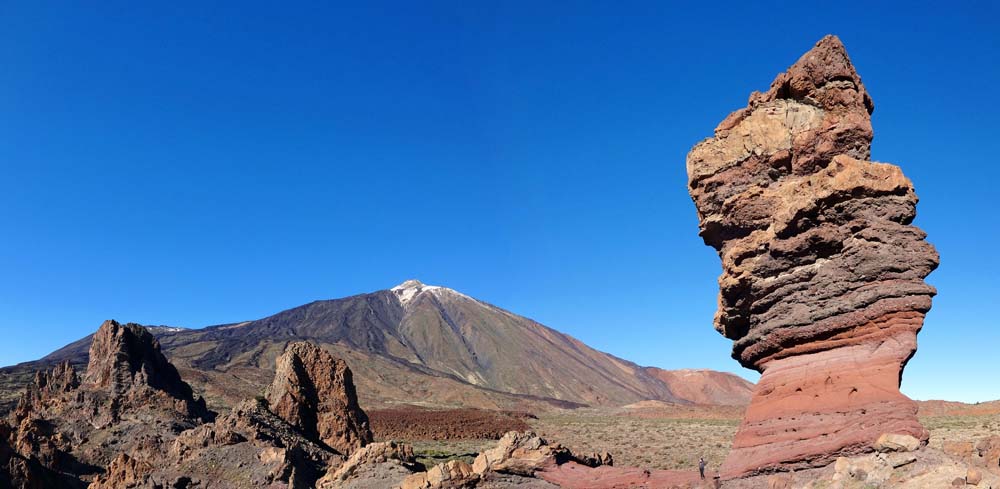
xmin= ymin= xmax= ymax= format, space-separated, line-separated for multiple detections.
xmin=390 ymin=404 xmax=1000 ymax=476
xmin=2 ymin=317 xmax=997 ymax=488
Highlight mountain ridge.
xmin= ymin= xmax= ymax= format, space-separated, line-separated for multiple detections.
xmin=0 ymin=280 xmax=753 ymax=413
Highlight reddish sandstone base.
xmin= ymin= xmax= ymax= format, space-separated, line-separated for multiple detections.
xmin=720 ymin=331 xmax=928 ymax=478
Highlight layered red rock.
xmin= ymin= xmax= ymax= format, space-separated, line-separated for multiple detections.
xmin=685 ymin=35 xmax=938 ymax=477
xmin=265 ymin=342 xmax=373 ymax=456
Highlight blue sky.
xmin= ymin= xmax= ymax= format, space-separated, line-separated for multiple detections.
xmin=1 ymin=1 xmax=997 ymax=403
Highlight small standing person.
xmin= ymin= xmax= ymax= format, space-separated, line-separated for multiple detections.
xmin=698 ymin=457 xmax=707 ymax=480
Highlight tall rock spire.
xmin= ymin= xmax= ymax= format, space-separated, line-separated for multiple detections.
xmin=686 ymin=35 xmax=938 ymax=477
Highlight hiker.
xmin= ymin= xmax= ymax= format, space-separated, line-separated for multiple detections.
xmin=698 ymin=457 xmax=707 ymax=480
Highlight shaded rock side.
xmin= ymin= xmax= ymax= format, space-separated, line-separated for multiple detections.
xmin=265 ymin=342 xmax=373 ymax=455
xmin=685 ymin=35 xmax=938 ymax=477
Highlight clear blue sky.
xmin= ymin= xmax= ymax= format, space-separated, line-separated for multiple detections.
xmin=2 ymin=2 xmax=997 ymax=403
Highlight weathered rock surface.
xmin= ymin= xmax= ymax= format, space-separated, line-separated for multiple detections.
xmin=146 ymin=398 xmax=339 ymax=488
xmin=721 ymin=446 xmax=1000 ymax=489
xmin=686 ymin=35 xmax=938 ymax=477
xmin=89 ymin=453 xmax=152 ymax=489
xmin=266 ymin=342 xmax=373 ymax=456
xmin=977 ymin=436 xmax=1000 ymax=471
xmin=393 ymin=431 xmax=618 ymax=489
xmin=85 ymin=321 xmax=205 ymax=412
xmin=4 ymin=320 xmax=212 ymax=488
xmin=401 ymin=459 xmax=480 ymax=489
xmin=874 ymin=433 xmax=920 ymax=453
xmin=317 ymin=440 xmax=421 ymax=488
xmin=98 ymin=342 xmax=384 ymax=488
xmin=537 ymin=462 xmax=707 ymax=489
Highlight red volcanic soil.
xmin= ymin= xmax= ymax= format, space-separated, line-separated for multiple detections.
xmin=369 ymin=407 xmax=534 ymax=440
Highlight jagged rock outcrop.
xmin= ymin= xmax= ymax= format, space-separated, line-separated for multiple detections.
xmin=139 ymin=398 xmax=339 ymax=488
xmin=686 ymin=35 xmax=938 ymax=477
xmin=89 ymin=453 xmax=152 ymax=489
xmin=266 ymin=342 xmax=373 ymax=455
xmin=4 ymin=320 xmax=212 ymax=487
xmin=120 ymin=343 xmax=381 ymax=488
xmin=317 ymin=440 xmax=421 ymax=488
xmin=312 ymin=440 xmax=428 ymax=489
xmin=83 ymin=320 xmax=209 ymax=421
xmin=401 ymin=459 xmax=479 ymax=489
xmin=472 ymin=431 xmax=571 ymax=476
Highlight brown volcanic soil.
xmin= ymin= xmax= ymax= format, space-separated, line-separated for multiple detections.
xmin=370 ymin=407 xmax=534 ymax=441
xmin=531 ymin=407 xmax=741 ymax=472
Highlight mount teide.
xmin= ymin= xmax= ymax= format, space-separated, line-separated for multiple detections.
xmin=0 ymin=280 xmax=752 ymax=412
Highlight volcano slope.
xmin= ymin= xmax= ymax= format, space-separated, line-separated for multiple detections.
xmin=1 ymin=280 xmax=753 ymax=416
xmin=686 ymin=35 xmax=939 ymax=477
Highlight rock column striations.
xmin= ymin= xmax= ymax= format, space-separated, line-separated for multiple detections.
xmin=686 ymin=35 xmax=938 ymax=477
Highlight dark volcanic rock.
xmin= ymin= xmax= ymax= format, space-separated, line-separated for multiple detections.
xmin=686 ymin=35 xmax=938 ymax=477
xmin=266 ymin=342 xmax=373 ymax=456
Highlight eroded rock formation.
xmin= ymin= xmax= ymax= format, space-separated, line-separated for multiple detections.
xmin=3 ymin=320 xmax=212 ymax=487
xmin=686 ymin=35 xmax=938 ymax=477
xmin=266 ymin=341 xmax=373 ymax=455
xmin=84 ymin=320 xmax=209 ymax=420
xmin=149 ymin=398 xmax=340 ymax=488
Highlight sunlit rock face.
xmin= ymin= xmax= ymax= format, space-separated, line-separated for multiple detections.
xmin=686 ymin=35 xmax=939 ymax=477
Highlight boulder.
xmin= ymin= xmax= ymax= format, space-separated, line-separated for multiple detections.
xmin=317 ymin=440 xmax=420 ymax=487
xmin=875 ymin=434 xmax=921 ymax=453
xmin=767 ymin=474 xmax=792 ymax=489
xmin=472 ymin=432 xmax=568 ymax=476
xmin=401 ymin=460 xmax=480 ymax=489
xmin=89 ymin=453 xmax=152 ymax=489
xmin=968 ymin=467 xmax=983 ymax=485
xmin=266 ymin=342 xmax=373 ymax=455
xmin=685 ymin=35 xmax=937 ymax=477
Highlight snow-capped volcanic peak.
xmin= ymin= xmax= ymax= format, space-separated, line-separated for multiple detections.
xmin=391 ymin=279 xmax=477 ymax=307
xmin=391 ymin=279 xmax=440 ymax=306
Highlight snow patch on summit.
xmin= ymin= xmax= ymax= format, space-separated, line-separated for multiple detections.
xmin=391 ymin=279 xmax=477 ymax=307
